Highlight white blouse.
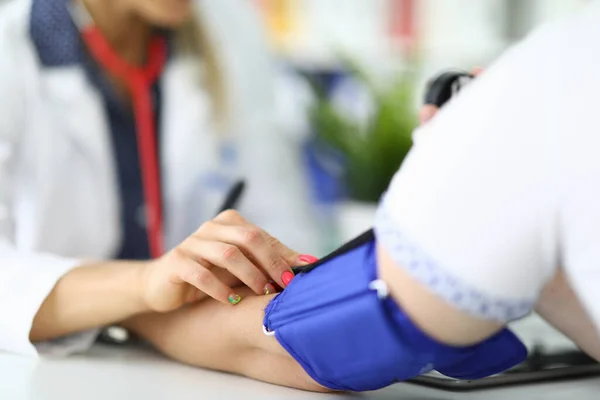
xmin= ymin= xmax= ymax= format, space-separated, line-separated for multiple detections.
xmin=375 ymin=1 xmax=600 ymax=332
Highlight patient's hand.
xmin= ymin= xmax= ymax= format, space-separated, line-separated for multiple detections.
xmin=122 ymin=288 xmax=329 ymax=392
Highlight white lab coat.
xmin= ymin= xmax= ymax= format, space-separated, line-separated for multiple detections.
xmin=0 ymin=0 xmax=318 ymax=356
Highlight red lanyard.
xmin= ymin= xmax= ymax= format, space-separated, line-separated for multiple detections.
xmin=80 ymin=27 xmax=167 ymax=259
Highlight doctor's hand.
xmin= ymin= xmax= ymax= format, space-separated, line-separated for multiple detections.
xmin=139 ymin=210 xmax=316 ymax=312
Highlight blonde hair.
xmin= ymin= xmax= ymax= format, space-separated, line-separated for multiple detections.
xmin=175 ymin=16 xmax=227 ymax=132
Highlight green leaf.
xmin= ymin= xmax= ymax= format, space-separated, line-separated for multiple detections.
xmin=309 ymin=61 xmax=418 ymax=203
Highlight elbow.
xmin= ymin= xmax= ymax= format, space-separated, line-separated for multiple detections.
xmin=29 ymin=315 xmax=62 ymax=343
xmin=29 ymin=315 xmax=54 ymax=343
xmin=29 ymin=293 xmax=70 ymax=343
xmin=29 ymin=329 xmax=49 ymax=344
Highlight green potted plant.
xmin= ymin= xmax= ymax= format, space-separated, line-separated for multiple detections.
xmin=308 ymin=64 xmax=418 ymax=241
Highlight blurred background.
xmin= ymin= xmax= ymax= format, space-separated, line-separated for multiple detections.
xmin=252 ymin=0 xmax=588 ymax=251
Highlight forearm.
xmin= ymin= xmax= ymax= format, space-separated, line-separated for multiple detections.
xmin=123 ymin=289 xmax=327 ymax=392
xmin=30 ymin=260 xmax=149 ymax=342
xmin=535 ymin=271 xmax=600 ymax=361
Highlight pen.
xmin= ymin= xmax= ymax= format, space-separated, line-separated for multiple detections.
xmin=216 ymin=179 xmax=246 ymax=215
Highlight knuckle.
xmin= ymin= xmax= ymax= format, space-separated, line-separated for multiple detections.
xmin=192 ymin=268 xmax=212 ymax=287
xmin=217 ymin=209 xmax=241 ymax=222
xmin=195 ymin=220 xmax=215 ymax=235
xmin=183 ymin=235 xmax=199 ymax=247
xmin=179 ymin=236 xmax=203 ymax=257
xmin=171 ymin=246 xmax=188 ymax=260
xmin=221 ymin=245 xmax=241 ymax=262
xmin=242 ymin=228 xmax=263 ymax=246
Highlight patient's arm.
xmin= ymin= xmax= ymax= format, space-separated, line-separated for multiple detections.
xmin=379 ymin=245 xmax=600 ymax=362
xmin=377 ymin=245 xmax=503 ymax=346
xmin=122 ymin=288 xmax=328 ymax=392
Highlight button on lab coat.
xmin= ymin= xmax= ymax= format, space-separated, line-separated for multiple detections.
xmin=0 ymin=0 xmax=318 ymax=356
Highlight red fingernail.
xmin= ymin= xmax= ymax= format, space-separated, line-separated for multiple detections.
xmin=281 ymin=271 xmax=294 ymax=287
xmin=299 ymin=254 xmax=319 ymax=264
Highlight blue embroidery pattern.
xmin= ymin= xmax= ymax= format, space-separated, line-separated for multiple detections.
xmin=374 ymin=196 xmax=533 ymax=322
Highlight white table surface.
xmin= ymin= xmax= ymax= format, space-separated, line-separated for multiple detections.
xmin=1 ymin=341 xmax=600 ymax=400
xmin=0 ymin=314 xmax=597 ymax=400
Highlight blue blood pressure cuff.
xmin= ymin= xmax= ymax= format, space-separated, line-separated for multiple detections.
xmin=263 ymin=230 xmax=527 ymax=392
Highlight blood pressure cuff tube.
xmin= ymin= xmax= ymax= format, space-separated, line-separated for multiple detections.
xmin=263 ymin=230 xmax=527 ymax=392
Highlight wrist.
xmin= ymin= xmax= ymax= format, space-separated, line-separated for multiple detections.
xmin=132 ymin=260 xmax=154 ymax=314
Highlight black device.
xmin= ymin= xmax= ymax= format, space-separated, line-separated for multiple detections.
xmin=409 ymin=347 xmax=600 ymax=391
xmin=423 ymin=70 xmax=474 ymax=107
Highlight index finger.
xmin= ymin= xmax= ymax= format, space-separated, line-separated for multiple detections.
xmin=213 ymin=212 xmax=300 ymax=287
xmin=214 ymin=210 xmax=303 ymax=266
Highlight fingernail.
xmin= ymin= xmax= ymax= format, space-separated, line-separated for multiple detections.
xmin=281 ymin=271 xmax=294 ymax=287
xmin=298 ymin=254 xmax=319 ymax=264
xmin=263 ymin=283 xmax=277 ymax=295
xmin=228 ymin=293 xmax=242 ymax=305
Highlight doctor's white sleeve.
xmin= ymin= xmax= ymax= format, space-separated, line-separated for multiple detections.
xmin=0 ymin=28 xmax=97 ymax=357
xmin=374 ymin=27 xmax=561 ymax=323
